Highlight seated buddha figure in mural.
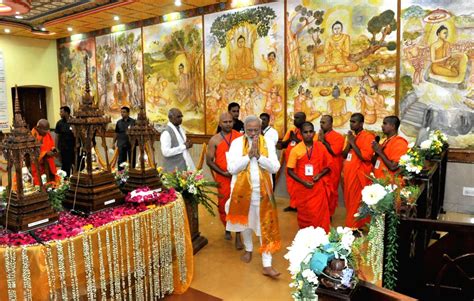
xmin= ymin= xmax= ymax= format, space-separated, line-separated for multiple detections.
xmin=430 ymin=25 xmax=461 ymax=78
xmin=327 ymin=85 xmax=351 ymax=127
xmin=316 ymin=21 xmax=359 ymax=74
xmin=113 ymin=71 xmax=129 ymax=109
xmin=226 ymin=35 xmax=258 ymax=81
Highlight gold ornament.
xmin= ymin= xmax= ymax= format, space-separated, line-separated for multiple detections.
xmin=21 ymin=247 xmax=33 ymax=301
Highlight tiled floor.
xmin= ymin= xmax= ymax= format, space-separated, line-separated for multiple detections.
xmin=190 ymin=197 xmax=347 ymax=301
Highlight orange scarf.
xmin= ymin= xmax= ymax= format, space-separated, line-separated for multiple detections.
xmin=227 ymin=135 xmax=281 ymax=254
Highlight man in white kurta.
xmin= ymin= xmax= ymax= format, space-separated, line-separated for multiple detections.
xmin=226 ymin=115 xmax=281 ymax=278
xmin=160 ymin=108 xmax=195 ymax=172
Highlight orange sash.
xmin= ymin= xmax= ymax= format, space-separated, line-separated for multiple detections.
xmin=227 ymin=135 xmax=281 ymax=254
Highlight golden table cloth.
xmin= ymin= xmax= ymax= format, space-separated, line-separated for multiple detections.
xmin=0 ymin=195 xmax=194 ymax=300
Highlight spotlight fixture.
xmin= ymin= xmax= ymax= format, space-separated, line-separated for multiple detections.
xmin=174 ymin=0 xmax=182 ymax=7
xmin=14 ymin=14 xmax=23 ymax=19
xmin=67 ymin=27 xmax=73 ymax=32
xmin=41 ymin=27 xmax=46 ymax=31
xmin=4 ymin=28 xmax=11 ymax=33
xmin=113 ymin=15 xmax=119 ymax=21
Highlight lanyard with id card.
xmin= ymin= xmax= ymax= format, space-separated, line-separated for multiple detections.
xmin=375 ymin=159 xmax=381 ymax=169
xmin=347 ymin=152 xmax=353 ymax=161
xmin=305 ymin=146 xmax=314 ymax=176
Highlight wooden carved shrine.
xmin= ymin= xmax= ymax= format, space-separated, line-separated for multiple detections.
xmin=123 ymin=106 xmax=162 ymax=193
xmin=63 ymin=57 xmax=123 ymax=213
xmin=0 ymin=86 xmax=58 ymax=231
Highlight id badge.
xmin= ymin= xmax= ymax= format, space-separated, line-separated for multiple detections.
xmin=305 ymin=164 xmax=314 ymax=176
xmin=347 ymin=153 xmax=352 ymax=161
xmin=290 ymin=141 xmax=296 ymax=146
xmin=375 ymin=159 xmax=381 ymax=169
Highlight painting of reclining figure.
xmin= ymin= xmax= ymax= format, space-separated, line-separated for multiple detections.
xmin=400 ymin=0 xmax=474 ymax=148
xmin=286 ymin=0 xmax=397 ymax=131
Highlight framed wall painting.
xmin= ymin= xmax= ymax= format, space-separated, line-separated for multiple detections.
xmin=143 ymin=16 xmax=205 ymax=134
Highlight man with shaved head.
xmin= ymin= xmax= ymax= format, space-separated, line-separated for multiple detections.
xmin=342 ymin=113 xmax=375 ymax=229
xmin=31 ymin=119 xmax=59 ymax=185
xmin=206 ymin=112 xmax=243 ymax=247
xmin=372 ymin=116 xmax=408 ymax=182
xmin=161 ymin=108 xmax=195 ymax=172
xmin=318 ymin=115 xmax=345 ymax=217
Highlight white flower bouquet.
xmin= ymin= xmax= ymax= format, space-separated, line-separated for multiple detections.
xmin=420 ymin=129 xmax=448 ymax=158
xmin=399 ymin=144 xmax=424 ymax=176
xmin=285 ymin=227 xmax=357 ymax=300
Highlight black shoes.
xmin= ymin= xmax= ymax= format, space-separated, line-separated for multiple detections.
xmin=283 ymin=206 xmax=297 ymax=212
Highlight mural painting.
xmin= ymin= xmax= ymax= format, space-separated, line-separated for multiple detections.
xmin=143 ymin=17 xmax=205 ymax=134
xmin=58 ymin=38 xmax=97 ymax=112
xmin=95 ymin=28 xmax=144 ymax=124
xmin=286 ymin=0 xmax=397 ymax=131
xmin=204 ymin=2 xmax=285 ymax=135
xmin=400 ymin=0 xmax=474 ymax=148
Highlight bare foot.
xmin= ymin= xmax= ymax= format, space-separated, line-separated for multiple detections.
xmin=235 ymin=232 xmax=244 ymax=250
xmin=240 ymin=251 xmax=252 ymax=263
xmin=224 ymin=231 xmax=232 ymax=240
xmin=262 ymin=267 xmax=281 ymax=279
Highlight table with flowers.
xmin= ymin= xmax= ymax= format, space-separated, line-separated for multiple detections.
xmin=0 ymin=188 xmax=194 ymax=300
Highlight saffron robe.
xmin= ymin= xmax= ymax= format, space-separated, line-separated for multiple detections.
xmin=31 ymin=128 xmax=59 ymax=185
xmin=319 ymin=130 xmax=344 ymax=216
xmin=214 ymin=130 xmax=242 ymax=225
xmin=342 ymin=130 xmax=375 ymax=228
xmin=287 ymin=141 xmax=332 ymax=232
xmin=373 ymin=135 xmax=408 ymax=183
xmin=282 ymin=127 xmax=303 ymax=208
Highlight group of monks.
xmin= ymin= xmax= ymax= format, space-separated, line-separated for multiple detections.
xmin=207 ymin=109 xmax=409 ymax=238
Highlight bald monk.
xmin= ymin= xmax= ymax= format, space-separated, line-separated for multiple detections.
xmin=342 ymin=113 xmax=375 ymax=229
xmin=318 ymin=115 xmax=345 ymax=217
xmin=287 ymin=122 xmax=331 ymax=231
xmin=31 ymin=119 xmax=59 ymax=185
xmin=206 ymin=112 xmax=244 ymax=249
xmin=372 ymin=116 xmax=408 ymax=183
xmin=281 ymin=112 xmax=306 ymax=212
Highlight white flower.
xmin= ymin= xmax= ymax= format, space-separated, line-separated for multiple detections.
xmin=0 ymin=186 xmax=5 ymax=194
xmin=56 ymin=169 xmax=67 ymax=178
xmin=400 ymin=188 xmax=411 ymax=199
xmin=386 ymin=184 xmax=397 ymax=193
xmin=361 ymin=183 xmax=387 ymax=206
xmin=408 ymin=142 xmax=415 ymax=148
xmin=302 ymin=269 xmax=319 ymax=285
xmin=119 ymin=162 xmax=129 ymax=168
xmin=188 ymin=185 xmax=197 ymax=195
xmin=353 ymin=213 xmax=360 ymax=217
xmin=337 ymin=226 xmax=355 ymax=250
xmin=420 ymin=139 xmax=432 ymax=149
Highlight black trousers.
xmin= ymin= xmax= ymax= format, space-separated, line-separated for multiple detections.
xmin=60 ymin=148 xmax=75 ymax=177
xmin=118 ymin=145 xmax=136 ymax=170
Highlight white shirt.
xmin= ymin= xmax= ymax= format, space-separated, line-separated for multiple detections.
xmin=262 ymin=126 xmax=278 ymax=146
xmin=160 ymin=122 xmax=195 ymax=171
xmin=225 ymin=135 xmax=280 ymax=233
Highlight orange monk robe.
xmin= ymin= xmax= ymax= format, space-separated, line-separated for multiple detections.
xmin=317 ymin=130 xmax=344 ymax=216
xmin=31 ymin=128 xmax=59 ymax=186
xmin=343 ymin=130 xmax=375 ymax=228
xmin=282 ymin=127 xmax=303 ymax=208
xmin=214 ymin=130 xmax=243 ymax=225
xmin=373 ymin=135 xmax=409 ymax=183
xmin=287 ymin=141 xmax=332 ymax=231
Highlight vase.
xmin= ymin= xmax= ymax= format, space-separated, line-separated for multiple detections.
xmin=183 ymin=196 xmax=208 ymax=254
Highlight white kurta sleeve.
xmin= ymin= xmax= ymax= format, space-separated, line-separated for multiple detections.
xmin=160 ymin=131 xmax=186 ymax=158
xmin=226 ymin=138 xmax=250 ymax=175
xmin=257 ymin=137 xmax=280 ymax=174
xmin=268 ymin=128 xmax=279 ymax=146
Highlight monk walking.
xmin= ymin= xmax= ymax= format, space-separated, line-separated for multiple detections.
xmin=342 ymin=113 xmax=375 ymax=229
xmin=281 ymin=112 xmax=306 ymax=212
xmin=206 ymin=113 xmax=244 ymax=249
xmin=372 ymin=116 xmax=408 ymax=183
xmin=287 ymin=122 xmax=332 ymax=231
xmin=318 ymin=115 xmax=345 ymax=217
xmin=31 ymin=119 xmax=59 ymax=185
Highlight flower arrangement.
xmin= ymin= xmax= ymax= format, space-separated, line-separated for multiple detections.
xmin=0 ymin=188 xmax=177 ymax=246
xmin=161 ymin=169 xmax=218 ymax=216
xmin=125 ymin=186 xmax=176 ymax=206
xmin=420 ymin=130 xmax=448 ymax=158
xmin=115 ymin=162 xmax=129 ymax=186
xmin=355 ymin=177 xmax=399 ymax=289
xmin=400 ymin=185 xmax=421 ymax=207
xmin=285 ymin=226 xmax=357 ymax=301
xmin=399 ymin=143 xmax=425 ymax=176
xmin=45 ymin=169 xmax=69 ymax=212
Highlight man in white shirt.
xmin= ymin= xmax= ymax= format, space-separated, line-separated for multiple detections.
xmin=225 ymin=115 xmax=281 ymax=278
xmin=260 ymin=113 xmax=278 ymax=147
xmin=160 ymin=108 xmax=195 ymax=172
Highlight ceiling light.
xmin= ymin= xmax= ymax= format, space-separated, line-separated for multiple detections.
xmin=67 ymin=27 xmax=73 ymax=32
xmin=41 ymin=27 xmax=46 ymax=31
xmin=113 ymin=15 xmax=119 ymax=21
xmin=174 ymin=0 xmax=182 ymax=7
xmin=4 ymin=28 xmax=11 ymax=33
xmin=14 ymin=14 xmax=23 ymax=19
xmin=0 ymin=1 xmax=31 ymax=16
